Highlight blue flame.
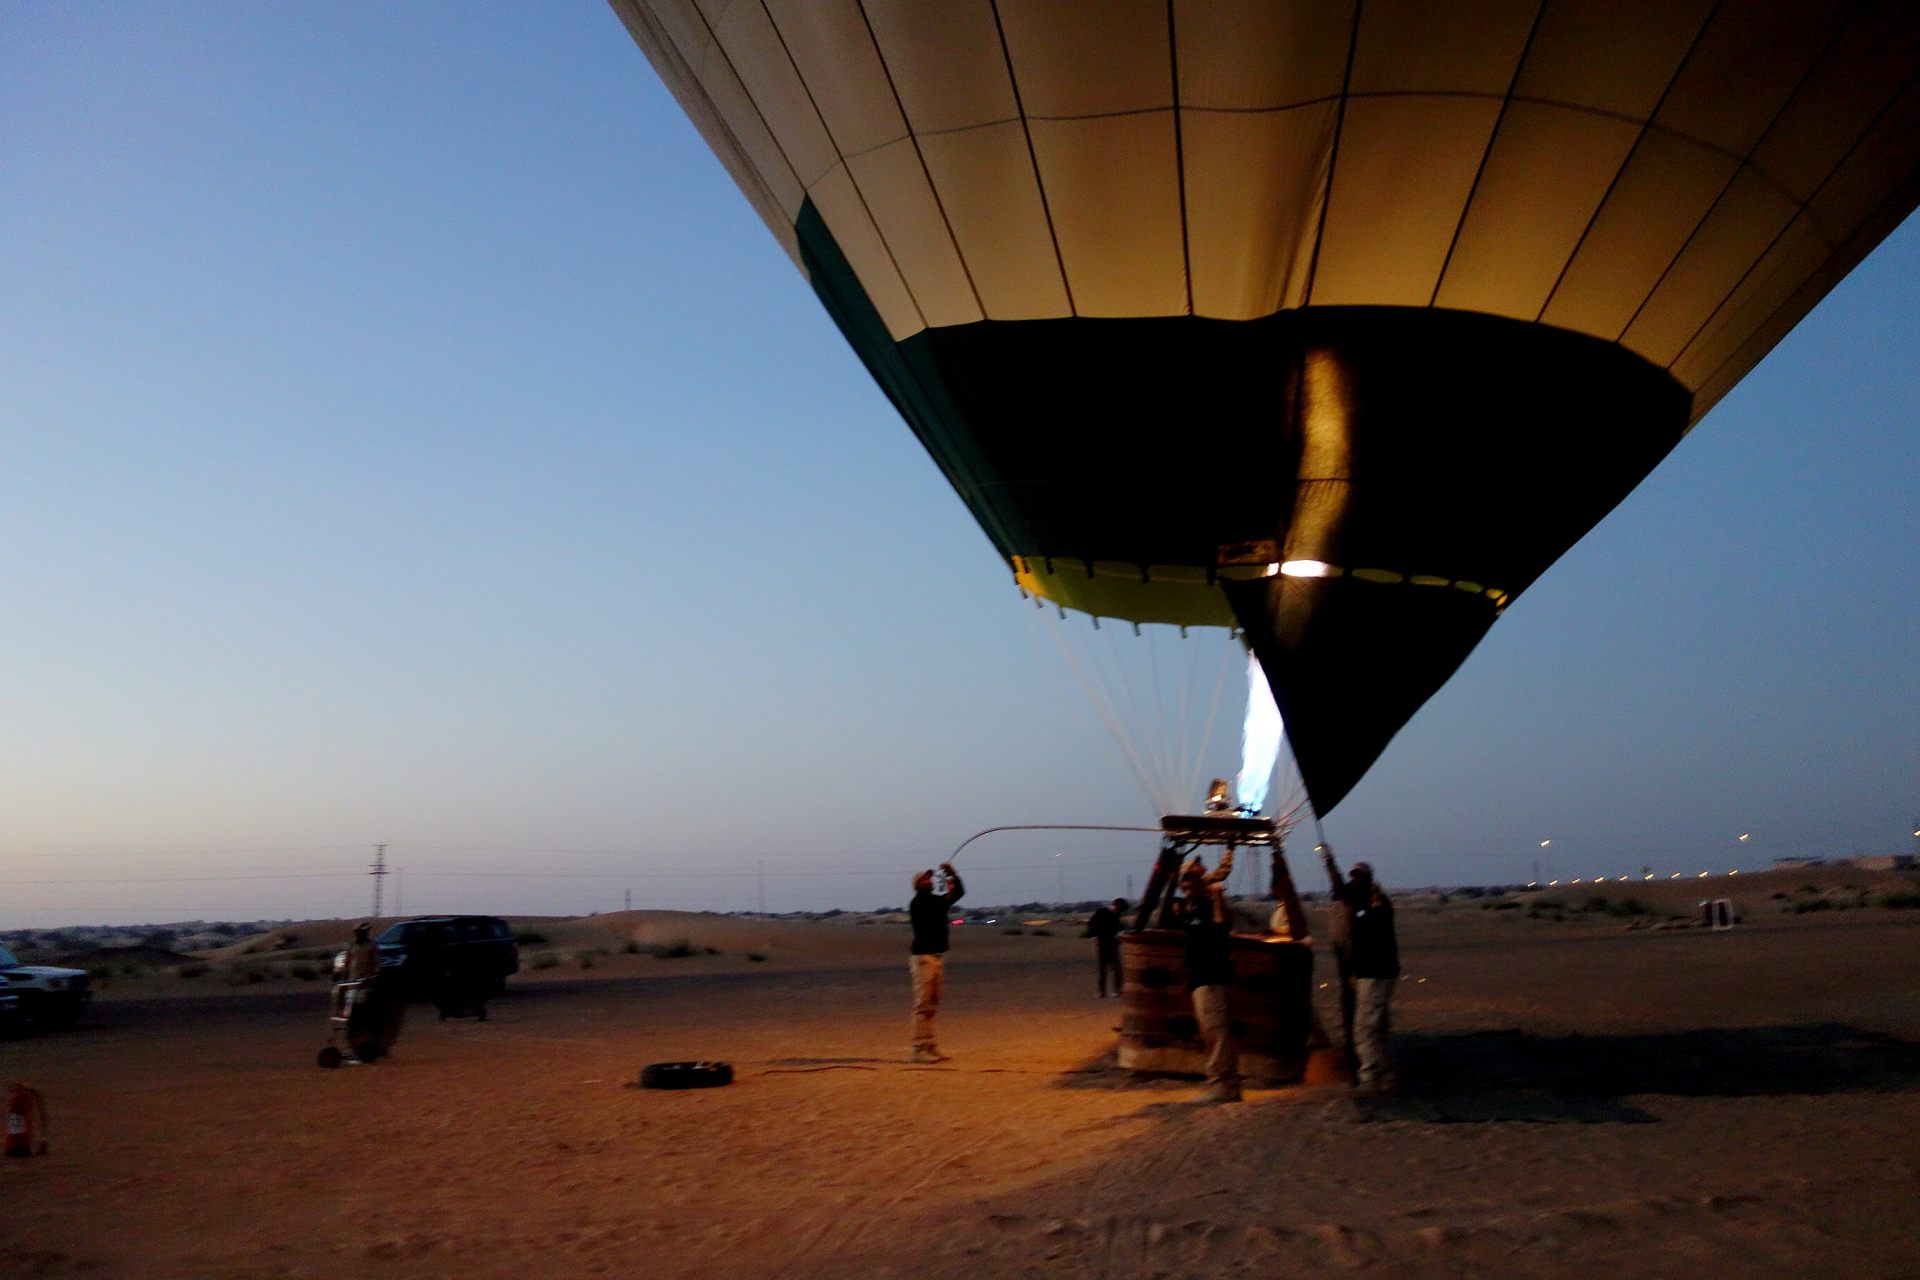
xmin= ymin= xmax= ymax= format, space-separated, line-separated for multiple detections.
xmin=1236 ymin=650 xmax=1282 ymax=814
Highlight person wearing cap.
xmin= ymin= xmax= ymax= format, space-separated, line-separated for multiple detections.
xmin=1322 ymin=848 xmax=1399 ymax=1091
xmin=344 ymin=922 xmax=381 ymax=982
xmin=1181 ymin=851 xmax=1240 ymax=1104
xmin=907 ymin=862 xmax=965 ymax=1063
xmin=340 ymin=922 xmax=387 ymax=1063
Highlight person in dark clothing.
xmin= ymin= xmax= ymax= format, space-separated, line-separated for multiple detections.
xmin=1181 ymin=854 xmax=1240 ymax=1103
xmin=1323 ymin=847 xmax=1399 ymax=1090
xmin=1083 ymin=898 xmax=1126 ymax=997
xmin=907 ymin=861 xmax=965 ymax=1063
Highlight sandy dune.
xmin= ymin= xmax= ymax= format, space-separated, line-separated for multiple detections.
xmin=4 ymin=891 xmax=1918 ymax=1278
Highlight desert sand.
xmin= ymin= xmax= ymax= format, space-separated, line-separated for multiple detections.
xmin=4 ymin=870 xmax=1919 ymax=1279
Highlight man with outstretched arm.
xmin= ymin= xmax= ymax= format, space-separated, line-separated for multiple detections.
xmin=1322 ymin=847 xmax=1399 ymax=1092
xmin=907 ymin=862 xmax=965 ymax=1063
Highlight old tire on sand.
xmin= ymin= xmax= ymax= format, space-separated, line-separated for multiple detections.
xmin=640 ymin=1061 xmax=733 ymax=1089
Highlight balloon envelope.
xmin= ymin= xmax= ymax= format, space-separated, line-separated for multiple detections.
xmin=615 ymin=0 xmax=1920 ymax=813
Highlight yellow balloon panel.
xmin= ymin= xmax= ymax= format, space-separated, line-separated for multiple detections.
xmin=615 ymin=0 xmax=1920 ymax=424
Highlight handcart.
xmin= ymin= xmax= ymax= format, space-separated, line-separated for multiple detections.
xmin=317 ymin=976 xmax=403 ymax=1068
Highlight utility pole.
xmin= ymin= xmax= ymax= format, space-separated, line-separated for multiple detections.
xmin=370 ymin=844 xmax=388 ymax=919
xmin=624 ymin=888 xmax=632 ymax=913
xmin=758 ymin=859 xmax=767 ymax=914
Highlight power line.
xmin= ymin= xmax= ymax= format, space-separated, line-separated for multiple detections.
xmin=0 ymin=845 xmax=370 ymax=861
xmin=0 ymin=872 xmax=364 ymax=885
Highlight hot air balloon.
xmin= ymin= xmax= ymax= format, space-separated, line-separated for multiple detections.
xmin=611 ymin=0 xmax=1920 ymax=816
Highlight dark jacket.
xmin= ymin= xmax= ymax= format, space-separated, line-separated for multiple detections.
xmin=1330 ymin=883 xmax=1399 ymax=979
xmin=1183 ymin=913 xmax=1234 ymax=991
xmin=1084 ymin=907 xmax=1121 ymax=952
xmin=909 ymin=871 xmax=965 ymax=955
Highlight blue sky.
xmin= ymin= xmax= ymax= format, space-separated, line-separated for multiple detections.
xmin=3 ymin=4 xmax=1915 ymax=927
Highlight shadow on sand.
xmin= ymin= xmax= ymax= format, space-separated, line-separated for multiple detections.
xmin=1364 ymin=1023 xmax=1920 ymax=1124
xmin=1057 ymin=1023 xmax=1920 ymax=1124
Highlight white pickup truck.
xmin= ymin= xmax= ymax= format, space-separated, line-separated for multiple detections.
xmin=0 ymin=943 xmax=92 ymax=1027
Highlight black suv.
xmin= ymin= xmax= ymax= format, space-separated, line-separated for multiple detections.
xmin=347 ymin=916 xmax=520 ymax=996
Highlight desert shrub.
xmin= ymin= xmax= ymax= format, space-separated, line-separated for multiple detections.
xmin=530 ymin=951 xmax=560 ymax=970
xmin=577 ymin=952 xmax=596 ymax=969
xmin=1607 ymin=898 xmax=1650 ymax=917
xmin=1878 ymin=891 xmax=1920 ymax=910
xmin=289 ymin=964 xmax=319 ymax=981
xmin=650 ymin=939 xmax=696 ymax=959
xmin=1770 ymin=891 xmax=1788 ymax=900
xmin=1793 ymin=898 xmax=1834 ymax=914
xmin=623 ymin=940 xmax=643 ymax=954
xmin=746 ymin=952 xmax=768 ymax=963
xmin=1002 ymin=926 xmax=1025 ymax=935
xmin=1030 ymin=927 xmax=1054 ymax=937
xmin=176 ymin=962 xmax=208 ymax=979
xmin=1531 ymin=898 xmax=1565 ymax=912
xmin=515 ymin=930 xmax=548 ymax=946
xmin=1581 ymin=896 xmax=1613 ymax=914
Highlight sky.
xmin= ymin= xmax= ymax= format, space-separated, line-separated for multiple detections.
xmin=2 ymin=3 xmax=1916 ymax=929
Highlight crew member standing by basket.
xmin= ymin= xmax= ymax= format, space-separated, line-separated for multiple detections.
xmin=1183 ymin=854 xmax=1241 ymax=1104
xmin=1084 ymin=898 xmax=1126 ymax=998
xmin=1323 ymin=849 xmax=1399 ymax=1092
xmin=907 ymin=862 xmax=964 ymax=1063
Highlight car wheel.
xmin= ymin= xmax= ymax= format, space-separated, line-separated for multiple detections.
xmin=42 ymin=999 xmax=85 ymax=1029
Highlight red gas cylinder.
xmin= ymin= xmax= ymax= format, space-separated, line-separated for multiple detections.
xmin=4 ymin=1083 xmax=48 ymax=1157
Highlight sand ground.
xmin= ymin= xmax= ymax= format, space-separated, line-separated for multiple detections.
xmin=4 ymin=897 xmax=1919 ymax=1279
